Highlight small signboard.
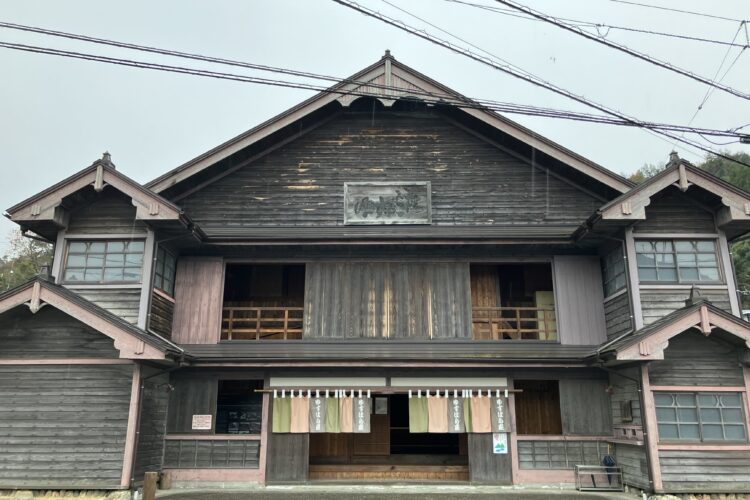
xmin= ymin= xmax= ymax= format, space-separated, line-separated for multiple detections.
xmin=344 ymin=182 xmax=431 ymax=225
xmin=492 ymin=433 xmax=508 ymax=454
xmin=191 ymin=414 xmax=212 ymax=430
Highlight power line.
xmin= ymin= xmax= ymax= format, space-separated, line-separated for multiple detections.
xmin=493 ymin=0 xmax=750 ymax=101
xmin=444 ymin=0 xmax=750 ymax=49
xmin=0 ymin=20 xmax=743 ymax=139
xmin=331 ymin=0 xmax=750 ymax=169
xmin=608 ymin=0 xmax=747 ymax=24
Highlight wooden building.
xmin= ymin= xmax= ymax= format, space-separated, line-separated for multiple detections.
xmin=2 ymin=53 xmax=750 ymax=494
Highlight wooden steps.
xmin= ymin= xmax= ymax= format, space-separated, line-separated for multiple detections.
xmin=309 ymin=464 xmax=469 ymax=481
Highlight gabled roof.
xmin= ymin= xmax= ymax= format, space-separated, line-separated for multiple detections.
xmin=5 ymin=153 xmax=197 ymax=240
xmin=145 ymin=52 xmax=633 ymax=196
xmin=0 ymin=277 xmax=179 ymax=360
xmin=597 ymin=298 xmax=750 ymax=363
xmin=593 ymin=155 xmax=750 ymax=239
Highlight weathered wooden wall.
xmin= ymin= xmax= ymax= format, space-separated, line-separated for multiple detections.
xmin=640 ymin=288 xmax=732 ymax=326
xmin=659 ymin=450 xmax=750 ymax=493
xmin=164 ymin=439 xmax=260 ymax=469
xmin=633 ymin=189 xmax=716 ymax=234
xmin=0 ymin=364 xmax=133 ymax=489
xmin=614 ymin=443 xmax=650 ymax=490
xmin=304 ymin=262 xmax=472 ymax=339
xmin=648 ymin=331 xmax=744 ymax=386
xmin=66 ymin=188 xmax=146 ymax=235
xmin=69 ymin=288 xmax=142 ymax=325
xmin=552 ymin=256 xmax=607 ymax=345
xmin=171 ymin=257 xmax=224 ymax=344
xmin=148 ymin=291 xmax=174 ymax=339
xmin=265 ymin=394 xmax=309 ymax=483
xmin=604 ymin=292 xmax=632 ymax=341
xmin=0 ymin=307 xmax=118 ymax=358
xmin=179 ymin=110 xmax=603 ymax=233
xmin=559 ymin=378 xmax=611 ymax=435
xmin=608 ymin=368 xmax=642 ymax=427
xmin=166 ymin=371 xmax=217 ymax=434
xmin=133 ymin=371 xmax=170 ymax=481
xmin=468 ymin=433 xmax=511 ymax=483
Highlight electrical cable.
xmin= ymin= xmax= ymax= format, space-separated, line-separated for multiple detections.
xmin=608 ymin=0 xmax=746 ymax=24
xmin=332 ymin=0 xmax=750 ymax=168
xmin=493 ymin=0 xmax=750 ymax=101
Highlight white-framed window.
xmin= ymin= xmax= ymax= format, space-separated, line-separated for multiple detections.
xmin=655 ymin=392 xmax=747 ymax=442
xmin=63 ymin=240 xmax=145 ymax=284
xmin=635 ymin=239 xmax=721 ymax=284
xmin=154 ymin=246 xmax=177 ymax=295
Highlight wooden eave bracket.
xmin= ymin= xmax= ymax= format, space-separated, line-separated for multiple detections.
xmin=8 ymin=166 xmax=182 ymax=225
xmin=0 ymin=282 xmax=166 ymax=360
xmin=617 ymin=305 xmax=750 ymax=361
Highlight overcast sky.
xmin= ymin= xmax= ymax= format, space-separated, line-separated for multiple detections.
xmin=1 ymin=0 xmax=748 ymax=252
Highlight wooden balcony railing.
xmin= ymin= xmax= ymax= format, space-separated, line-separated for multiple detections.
xmin=472 ymin=306 xmax=557 ymax=341
xmin=222 ymin=306 xmax=304 ymax=340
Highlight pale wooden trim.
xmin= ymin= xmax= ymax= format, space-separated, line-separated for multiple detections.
xmin=121 ymin=364 xmax=141 ymax=488
xmin=641 ymin=364 xmax=663 ymax=492
xmin=65 ymin=284 xmax=143 ymax=289
xmin=259 ymin=391 xmax=270 ymax=485
xmin=603 ymin=288 xmax=628 ymax=303
xmin=165 ymin=434 xmax=261 ymax=441
xmin=625 ymin=228 xmax=644 ymax=330
xmin=651 ymin=385 xmax=746 ymax=392
xmin=744 ymin=367 xmax=750 ymax=441
xmin=153 ymin=287 xmax=176 ymax=303
xmin=137 ymin=230 xmax=155 ymax=329
xmin=516 ymin=469 xmax=575 ymax=483
xmin=0 ymin=359 xmax=133 ymax=365
xmin=516 ymin=435 xmax=612 ymax=441
xmin=163 ymin=469 xmax=263 ymax=482
xmin=508 ymin=378 xmax=519 ymax=485
xmin=189 ymin=362 xmax=590 ymax=368
xmin=633 ymin=232 xmax=720 ymax=239
xmin=64 ymin=232 xmax=149 ymax=239
xmin=657 ymin=444 xmax=750 ymax=451
xmin=638 ymin=284 xmax=728 ymax=290
xmin=718 ymin=229 xmax=741 ymax=316
xmin=51 ymin=229 xmax=66 ymax=282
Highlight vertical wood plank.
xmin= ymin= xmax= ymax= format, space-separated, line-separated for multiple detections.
xmin=641 ymin=364 xmax=662 ymax=492
xmin=552 ymin=256 xmax=607 ymax=345
xmin=172 ymin=257 xmax=224 ymax=344
xmin=121 ymin=363 xmax=141 ymax=488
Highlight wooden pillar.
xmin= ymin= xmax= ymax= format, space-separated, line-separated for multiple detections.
xmin=640 ymin=364 xmax=662 ymax=492
xmin=258 ymin=390 xmax=271 ymax=485
xmin=743 ymin=367 xmax=750 ymax=435
xmin=121 ymin=363 xmax=142 ymax=488
xmin=142 ymin=471 xmax=158 ymax=500
xmin=508 ymin=378 xmax=520 ymax=485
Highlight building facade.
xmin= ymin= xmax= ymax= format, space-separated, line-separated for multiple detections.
xmin=2 ymin=53 xmax=750 ymax=494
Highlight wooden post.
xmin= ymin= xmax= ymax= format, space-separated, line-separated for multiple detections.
xmin=641 ymin=364 xmax=663 ymax=492
xmin=143 ymin=471 xmax=158 ymax=500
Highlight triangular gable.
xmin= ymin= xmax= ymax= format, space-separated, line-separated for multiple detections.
xmin=6 ymin=154 xmax=192 ymax=240
xmin=145 ymin=52 xmax=632 ymax=195
xmin=607 ymin=301 xmax=750 ymax=362
xmin=597 ymin=159 xmax=750 ymax=234
xmin=0 ymin=279 xmax=172 ymax=360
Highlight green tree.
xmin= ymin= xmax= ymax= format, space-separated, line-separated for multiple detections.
xmin=627 ymin=162 xmax=667 ymax=184
xmin=0 ymin=230 xmax=53 ymax=291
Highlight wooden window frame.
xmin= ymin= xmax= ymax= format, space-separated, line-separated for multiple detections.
xmin=153 ymin=246 xmax=177 ymax=296
xmin=654 ymin=391 xmax=747 ymax=443
xmin=62 ymin=238 xmax=145 ymax=285
xmin=634 ymin=238 xmax=723 ymax=285
xmin=601 ymin=246 xmax=627 ymax=298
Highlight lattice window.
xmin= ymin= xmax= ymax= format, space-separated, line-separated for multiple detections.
xmin=635 ymin=240 xmax=720 ymax=284
xmin=655 ymin=392 xmax=747 ymax=442
xmin=63 ymin=240 xmax=144 ymax=283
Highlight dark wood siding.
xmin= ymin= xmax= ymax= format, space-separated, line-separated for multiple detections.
xmin=304 ymin=262 xmax=472 ymax=339
xmin=163 ymin=439 xmax=259 ymax=468
xmin=604 ymin=292 xmax=632 ymax=341
xmin=609 ymin=368 xmax=642 ymax=426
xmin=659 ymin=450 xmax=750 ymax=493
xmin=615 ymin=443 xmax=649 ymax=490
xmin=0 ymin=306 xmax=118 ymax=359
xmin=266 ymin=426 xmax=308 ymax=483
xmin=468 ymin=433 xmax=511 ymax=483
xmin=559 ymin=378 xmax=611 ymax=435
xmin=179 ymin=110 xmax=603 ymax=232
xmin=148 ymin=290 xmax=174 ymax=339
xmin=648 ymin=331 xmax=744 ymax=386
xmin=67 ymin=188 xmax=147 ymax=235
xmin=166 ymin=371 xmax=217 ymax=434
xmin=553 ymin=256 xmax=607 ymax=345
xmin=640 ymin=288 xmax=732 ymax=325
xmin=172 ymin=257 xmax=224 ymax=344
xmin=0 ymin=364 xmax=133 ymax=489
xmin=69 ymin=287 xmax=142 ymax=325
xmin=133 ymin=372 xmax=170 ymax=481
xmin=633 ymin=189 xmax=716 ymax=234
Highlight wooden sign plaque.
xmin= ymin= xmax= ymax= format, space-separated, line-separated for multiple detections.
xmin=344 ymin=181 xmax=431 ymax=225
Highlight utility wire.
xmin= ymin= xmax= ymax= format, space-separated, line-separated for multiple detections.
xmin=608 ymin=0 xmax=747 ymax=24
xmin=331 ymin=0 xmax=750 ymax=169
xmin=0 ymin=21 xmax=742 ymax=139
xmin=493 ymin=0 xmax=750 ymax=101
xmin=444 ymin=0 xmax=750 ymax=49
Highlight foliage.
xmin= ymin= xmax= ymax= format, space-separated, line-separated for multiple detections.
xmin=0 ymin=230 xmax=53 ymax=291
xmin=627 ymin=162 xmax=667 ymax=184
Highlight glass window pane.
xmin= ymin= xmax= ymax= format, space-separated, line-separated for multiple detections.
xmin=698 ymin=394 xmax=719 ymax=407
xmin=678 ymin=424 xmax=700 ymax=439
xmin=658 ymin=268 xmax=678 ymax=281
xmin=696 ymin=241 xmax=716 ymax=252
xmin=86 ymin=255 xmax=104 ymax=268
xmin=637 ymin=254 xmax=655 ymax=266
xmin=68 ymin=241 xmax=87 ymax=252
xmin=697 ymin=253 xmax=717 ymax=263
xmin=89 ymin=242 xmax=106 ymax=253
xmin=107 ymin=241 xmax=125 ymax=252
xmin=702 ymin=424 xmax=724 ymax=440
xmin=125 ymin=253 xmax=143 ymax=266
xmin=676 ymin=394 xmax=696 ymax=406
xmin=123 ymin=268 xmax=142 ymax=281
xmin=655 ymin=241 xmax=673 ymax=252
xmin=677 ymin=408 xmax=698 ymax=422
xmin=699 ymin=408 xmax=721 ymax=423
xmin=658 ymin=423 xmax=679 ymax=439
xmin=64 ymin=269 xmax=84 ymax=281
xmin=722 ymin=408 xmax=743 ymax=423
xmin=104 ymin=268 xmax=124 ymax=281
xmin=127 ymin=241 xmax=145 ymax=252
xmin=680 ymin=267 xmax=699 ymax=281
xmin=674 ymin=241 xmax=695 ymax=252
xmin=676 ymin=253 xmax=695 ymax=264
xmin=657 ymin=408 xmax=676 ymax=421
xmin=635 ymin=241 xmax=654 ymax=252
xmin=724 ymin=425 xmax=747 ymax=441
xmin=84 ymin=268 xmax=103 ymax=281
xmin=639 ymin=268 xmax=657 ymax=281
xmin=698 ymin=268 xmax=719 ymax=281
xmin=657 ymin=254 xmax=675 ymax=265
xmin=106 ymin=253 xmax=125 ymax=265
xmin=720 ymin=394 xmax=742 ymax=407
xmin=66 ymin=254 xmax=86 ymax=267
xmin=654 ymin=394 xmax=674 ymax=406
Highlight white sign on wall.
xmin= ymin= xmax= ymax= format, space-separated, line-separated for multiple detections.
xmin=192 ymin=414 xmax=213 ymax=430
xmin=492 ymin=433 xmax=508 ymax=454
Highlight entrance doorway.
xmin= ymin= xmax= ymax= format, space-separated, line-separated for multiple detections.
xmin=309 ymin=395 xmax=468 ymax=481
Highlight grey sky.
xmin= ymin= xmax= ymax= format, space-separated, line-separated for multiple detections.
xmin=1 ymin=0 xmax=748 ymax=253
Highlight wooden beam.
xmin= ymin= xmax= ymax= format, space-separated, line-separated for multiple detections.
xmin=641 ymin=364 xmax=663 ymax=493
xmin=121 ymin=364 xmax=142 ymax=488
xmin=0 ymin=359 xmax=133 ymax=365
